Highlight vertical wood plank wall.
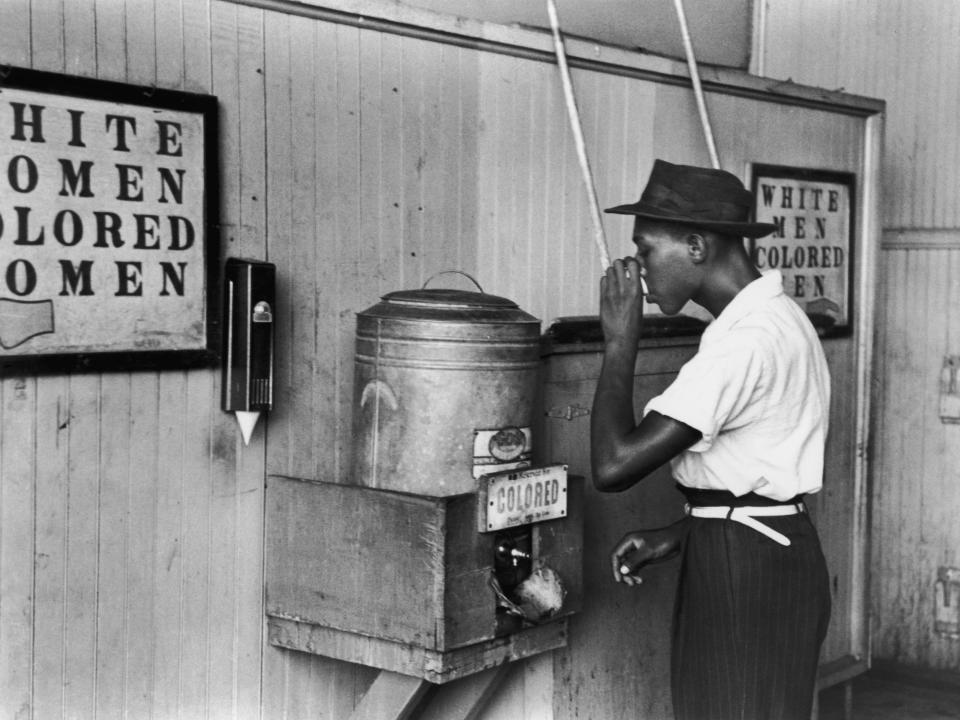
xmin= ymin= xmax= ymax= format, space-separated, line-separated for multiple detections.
xmin=1 ymin=0 xmax=266 ymax=718
xmin=763 ymin=0 xmax=960 ymax=671
xmin=0 ymin=0 xmax=877 ymax=718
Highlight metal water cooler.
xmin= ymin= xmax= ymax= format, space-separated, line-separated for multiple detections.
xmin=265 ymin=276 xmax=584 ymax=684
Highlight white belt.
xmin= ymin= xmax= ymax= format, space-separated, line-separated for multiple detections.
xmin=685 ymin=502 xmax=805 ymax=546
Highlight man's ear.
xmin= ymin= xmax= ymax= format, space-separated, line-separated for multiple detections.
xmin=686 ymin=233 xmax=708 ymax=264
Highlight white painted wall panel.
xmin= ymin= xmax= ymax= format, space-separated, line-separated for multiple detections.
xmin=871 ymin=244 xmax=960 ymax=668
xmin=763 ymin=0 xmax=960 ymax=232
xmin=762 ymin=0 xmax=960 ymax=668
xmin=763 ymin=0 xmax=960 ymax=671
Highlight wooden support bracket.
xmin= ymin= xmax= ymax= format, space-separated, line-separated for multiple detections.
xmin=348 ymin=662 xmax=514 ymax=720
xmin=416 ymin=662 xmax=513 ymax=720
xmin=348 ymin=671 xmax=430 ymax=720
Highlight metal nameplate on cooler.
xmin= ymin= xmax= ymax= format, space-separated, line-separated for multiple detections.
xmin=472 ymin=426 xmax=533 ymax=479
xmin=477 ymin=464 xmax=568 ymax=532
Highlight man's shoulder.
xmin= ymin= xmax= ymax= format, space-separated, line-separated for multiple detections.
xmin=694 ymin=323 xmax=773 ymax=372
xmin=732 ymin=293 xmax=818 ymax=336
xmin=720 ymin=301 xmax=815 ymax=358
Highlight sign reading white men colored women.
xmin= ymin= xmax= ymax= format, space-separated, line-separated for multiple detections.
xmin=0 ymin=67 xmax=218 ymax=371
xmin=750 ymin=165 xmax=855 ymax=337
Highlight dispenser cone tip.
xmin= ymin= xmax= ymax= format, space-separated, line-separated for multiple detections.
xmin=235 ymin=411 xmax=261 ymax=446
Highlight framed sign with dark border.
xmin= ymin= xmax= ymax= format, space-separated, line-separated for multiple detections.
xmin=0 ymin=65 xmax=219 ymax=374
xmin=749 ymin=164 xmax=855 ymax=338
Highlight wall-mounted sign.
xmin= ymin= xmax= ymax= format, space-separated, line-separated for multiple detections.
xmin=749 ymin=164 xmax=855 ymax=338
xmin=477 ymin=464 xmax=568 ymax=532
xmin=0 ymin=66 xmax=219 ymax=373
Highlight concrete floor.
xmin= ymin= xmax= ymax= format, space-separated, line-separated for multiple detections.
xmin=818 ymin=663 xmax=960 ymax=720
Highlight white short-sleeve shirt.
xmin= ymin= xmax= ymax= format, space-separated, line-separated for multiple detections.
xmin=643 ymin=270 xmax=831 ymax=501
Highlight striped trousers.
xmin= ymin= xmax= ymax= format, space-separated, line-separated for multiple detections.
xmin=671 ymin=498 xmax=831 ymax=720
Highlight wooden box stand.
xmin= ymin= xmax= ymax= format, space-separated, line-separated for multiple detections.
xmin=265 ymin=474 xmax=584 ymax=684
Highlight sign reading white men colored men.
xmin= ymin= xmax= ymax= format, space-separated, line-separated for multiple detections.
xmin=0 ymin=67 xmax=218 ymax=373
xmin=750 ymin=165 xmax=855 ymax=337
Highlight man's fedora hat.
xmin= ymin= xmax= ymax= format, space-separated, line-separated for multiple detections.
xmin=604 ymin=159 xmax=778 ymax=239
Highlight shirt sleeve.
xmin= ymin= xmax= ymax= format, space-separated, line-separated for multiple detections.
xmin=644 ymin=330 xmax=769 ymax=452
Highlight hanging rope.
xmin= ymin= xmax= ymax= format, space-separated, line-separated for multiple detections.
xmin=672 ymin=0 xmax=720 ymax=169
xmin=546 ymin=0 xmax=721 ymax=268
xmin=546 ymin=0 xmax=612 ymax=270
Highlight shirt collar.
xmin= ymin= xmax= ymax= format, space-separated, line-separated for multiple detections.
xmin=705 ymin=270 xmax=784 ymax=337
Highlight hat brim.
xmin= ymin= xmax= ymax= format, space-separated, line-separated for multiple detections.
xmin=604 ymin=203 xmax=778 ymax=239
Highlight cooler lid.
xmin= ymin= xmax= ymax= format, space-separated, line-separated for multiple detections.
xmin=379 ymin=287 xmax=519 ymax=310
xmin=358 ymin=271 xmax=539 ymax=326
